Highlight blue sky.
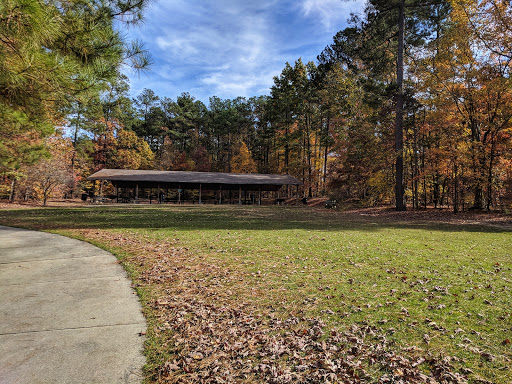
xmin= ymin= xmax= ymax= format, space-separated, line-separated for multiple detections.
xmin=121 ymin=0 xmax=366 ymax=105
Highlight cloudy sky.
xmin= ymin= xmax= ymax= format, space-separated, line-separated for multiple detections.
xmin=122 ymin=0 xmax=366 ymax=104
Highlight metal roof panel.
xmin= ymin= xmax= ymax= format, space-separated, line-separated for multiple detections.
xmin=87 ymin=169 xmax=302 ymax=186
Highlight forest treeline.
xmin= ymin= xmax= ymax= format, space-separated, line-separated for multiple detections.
xmin=1 ymin=0 xmax=511 ymax=210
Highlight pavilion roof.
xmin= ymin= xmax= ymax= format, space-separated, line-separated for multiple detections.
xmin=87 ymin=169 xmax=302 ymax=186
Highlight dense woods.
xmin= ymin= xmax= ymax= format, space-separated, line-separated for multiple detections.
xmin=1 ymin=0 xmax=511 ymax=210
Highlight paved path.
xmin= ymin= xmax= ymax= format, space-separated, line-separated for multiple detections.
xmin=0 ymin=226 xmax=146 ymax=384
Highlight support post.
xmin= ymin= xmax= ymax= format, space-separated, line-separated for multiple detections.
xmin=258 ymin=187 xmax=261 ymax=205
xmin=178 ymin=183 xmax=181 ymax=204
xmin=239 ymin=187 xmax=242 ymax=205
xmin=219 ymin=185 xmax=222 ymax=204
xmin=135 ymin=184 xmax=139 ymax=203
xmin=199 ymin=184 xmax=202 ymax=204
xmin=296 ymin=185 xmax=299 ymax=205
xmin=115 ymin=183 xmax=119 ymax=203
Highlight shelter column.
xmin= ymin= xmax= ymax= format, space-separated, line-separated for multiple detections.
xmin=115 ymin=183 xmax=119 ymax=203
xmin=258 ymin=187 xmax=261 ymax=205
xmin=199 ymin=184 xmax=202 ymax=204
xmin=178 ymin=184 xmax=181 ymax=204
xmin=239 ymin=187 xmax=242 ymax=205
xmin=135 ymin=183 xmax=139 ymax=203
xmin=296 ymin=185 xmax=299 ymax=205
xmin=219 ymin=185 xmax=222 ymax=204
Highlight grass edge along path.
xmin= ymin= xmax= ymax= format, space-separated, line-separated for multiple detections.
xmin=0 ymin=205 xmax=511 ymax=383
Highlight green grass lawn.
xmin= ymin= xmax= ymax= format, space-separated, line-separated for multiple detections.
xmin=1 ymin=205 xmax=511 ymax=383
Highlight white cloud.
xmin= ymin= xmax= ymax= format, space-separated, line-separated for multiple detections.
xmin=124 ymin=0 xmax=365 ymax=102
xmin=142 ymin=1 xmax=285 ymax=99
xmin=200 ymin=69 xmax=281 ymax=98
xmin=301 ymin=0 xmax=366 ymax=31
xmin=155 ymin=37 xmax=200 ymax=56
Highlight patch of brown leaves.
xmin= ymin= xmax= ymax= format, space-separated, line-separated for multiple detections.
xmin=75 ymin=229 xmax=473 ymax=384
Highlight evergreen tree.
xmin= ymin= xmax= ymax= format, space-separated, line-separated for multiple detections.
xmin=0 ymin=0 xmax=151 ymax=196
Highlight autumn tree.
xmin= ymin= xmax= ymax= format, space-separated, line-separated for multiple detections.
xmin=319 ymin=0 xmax=451 ymax=209
xmin=109 ymin=129 xmax=154 ymax=170
xmin=0 ymin=0 xmax=151 ymax=199
xmin=20 ymin=133 xmax=75 ymax=205
xmin=415 ymin=0 xmax=512 ymax=211
xmin=230 ymin=142 xmax=257 ymax=174
xmin=92 ymin=119 xmax=154 ymax=171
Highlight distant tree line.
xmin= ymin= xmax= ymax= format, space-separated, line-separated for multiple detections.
xmin=1 ymin=0 xmax=511 ymax=210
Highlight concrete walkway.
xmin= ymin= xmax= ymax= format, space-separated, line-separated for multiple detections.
xmin=0 ymin=226 xmax=146 ymax=384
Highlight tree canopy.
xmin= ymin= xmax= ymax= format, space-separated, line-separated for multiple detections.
xmin=2 ymin=0 xmax=512 ymax=211
xmin=0 ymin=0 xmax=150 ymax=179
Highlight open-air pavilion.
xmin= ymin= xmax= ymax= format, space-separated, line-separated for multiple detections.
xmin=87 ymin=169 xmax=302 ymax=205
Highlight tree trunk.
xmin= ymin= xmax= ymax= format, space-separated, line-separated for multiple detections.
xmin=227 ymin=133 xmax=232 ymax=173
xmin=324 ymin=144 xmax=328 ymax=187
xmin=441 ymin=177 xmax=447 ymax=207
xmin=323 ymin=115 xmax=330 ymax=188
xmin=266 ymin=144 xmax=270 ymax=173
xmin=469 ymin=116 xmax=483 ymax=209
xmin=284 ymin=114 xmax=289 ymax=174
xmin=69 ymin=105 xmax=80 ymax=199
xmin=412 ymin=115 xmax=419 ymax=209
xmin=453 ymin=160 xmax=458 ymax=213
xmin=307 ymin=118 xmax=312 ymax=198
xmin=395 ymin=0 xmax=406 ymax=211
xmin=9 ymin=178 xmax=16 ymax=202
xmin=433 ymin=171 xmax=440 ymax=208
xmin=486 ymin=134 xmax=496 ymax=211
xmin=421 ymin=138 xmax=427 ymax=209
xmin=461 ymin=164 xmax=466 ymax=211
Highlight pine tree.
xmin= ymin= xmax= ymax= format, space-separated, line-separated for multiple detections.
xmin=0 ymin=0 xmax=151 ymax=195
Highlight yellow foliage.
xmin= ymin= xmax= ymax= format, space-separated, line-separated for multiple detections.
xmin=110 ymin=128 xmax=155 ymax=170
xmin=230 ymin=142 xmax=257 ymax=173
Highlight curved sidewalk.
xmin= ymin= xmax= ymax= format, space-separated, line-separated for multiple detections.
xmin=0 ymin=226 xmax=146 ymax=384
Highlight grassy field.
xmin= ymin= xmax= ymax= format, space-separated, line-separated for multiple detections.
xmin=0 ymin=204 xmax=511 ymax=383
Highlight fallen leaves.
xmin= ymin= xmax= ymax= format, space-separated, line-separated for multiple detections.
xmin=71 ymin=228 xmax=503 ymax=384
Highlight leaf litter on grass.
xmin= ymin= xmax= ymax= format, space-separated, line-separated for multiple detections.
xmin=1 ymin=205 xmax=510 ymax=383
xmin=74 ymin=229 xmax=482 ymax=384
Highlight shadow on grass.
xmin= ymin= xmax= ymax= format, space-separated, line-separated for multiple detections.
xmin=0 ymin=205 xmax=509 ymax=234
